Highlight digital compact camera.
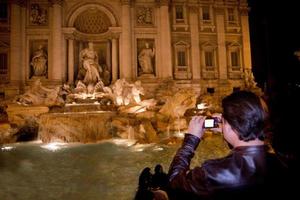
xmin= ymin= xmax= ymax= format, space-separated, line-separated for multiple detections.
xmin=203 ymin=117 xmax=221 ymax=128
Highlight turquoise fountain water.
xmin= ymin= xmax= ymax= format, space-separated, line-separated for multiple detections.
xmin=0 ymin=134 xmax=229 ymax=200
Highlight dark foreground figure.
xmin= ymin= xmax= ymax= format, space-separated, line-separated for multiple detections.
xmin=135 ymin=165 xmax=169 ymax=200
xmin=136 ymin=90 xmax=294 ymax=200
xmin=167 ymin=90 xmax=292 ymax=199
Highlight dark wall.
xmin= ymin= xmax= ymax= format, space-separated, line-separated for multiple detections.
xmin=248 ymin=0 xmax=300 ymax=164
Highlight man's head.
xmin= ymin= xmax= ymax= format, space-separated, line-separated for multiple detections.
xmin=222 ymin=91 xmax=268 ymax=142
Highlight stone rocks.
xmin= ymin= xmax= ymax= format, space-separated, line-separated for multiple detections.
xmin=38 ymin=111 xmax=116 ymax=143
xmin=159 ymin=89 xmax=197 ymax=118
xmin=0 ymin=123 xmax=16 ymax=144
xmin=6 ymin=103 xmax=49 ymax=127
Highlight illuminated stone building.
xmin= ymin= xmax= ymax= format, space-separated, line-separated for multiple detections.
xmin=0 ymin=0 xmax=252 ymax=98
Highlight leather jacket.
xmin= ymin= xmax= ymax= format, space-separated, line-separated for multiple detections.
xmin=168 ymin=134 xmax=288 ymax=199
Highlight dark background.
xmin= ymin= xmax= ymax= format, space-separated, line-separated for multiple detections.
xmin=248 ymin=0 xmax=300 ymax=164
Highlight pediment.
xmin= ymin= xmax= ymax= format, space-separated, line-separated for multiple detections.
xmin=201 ymin=41 xmax=217 ymax=49
xmin=173 ymin=40 xmax=190 ymax=47
xmin=0 ymin=41 xmax=9 ymax=48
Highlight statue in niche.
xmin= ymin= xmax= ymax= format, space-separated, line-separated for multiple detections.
xmin=138 ymin=42 xmax=155 ymax=75
xmin=78 ymin=42 xmax=102 ymax=86
xmin=30 ymin=45 xmax=47 ymax=77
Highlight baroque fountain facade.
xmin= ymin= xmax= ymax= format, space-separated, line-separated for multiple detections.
xmin=0 ymin=2 xmax=262 ymax=199
xmin=0 ymin=0 xmax=261 ymax=143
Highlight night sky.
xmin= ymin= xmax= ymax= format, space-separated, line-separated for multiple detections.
xmin=248 ymin=0 xmax=300 ymax=88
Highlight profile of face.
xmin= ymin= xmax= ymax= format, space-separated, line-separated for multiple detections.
xmin=222 ymin=119 xmax=236 ymax=146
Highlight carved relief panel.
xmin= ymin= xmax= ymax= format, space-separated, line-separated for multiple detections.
xmin=136 ymin=7 xmax=154 ymax=26
xmin=29 ymin=3 xmax=48 ymax=26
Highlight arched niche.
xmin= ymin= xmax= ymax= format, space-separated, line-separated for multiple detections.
xmin=64 ymin=3 xmax=121 ymax=85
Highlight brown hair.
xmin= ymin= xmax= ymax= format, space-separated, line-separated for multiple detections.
xmin=222 ymin=91 xmax=268 ymax=141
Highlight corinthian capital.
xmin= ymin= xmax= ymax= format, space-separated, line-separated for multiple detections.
xmin=121 ymin=0 xmax=132 ymax=5
xmin=156 ymin=0 xmax=169 ymax=6
xmin=11 ymin=0 xmax=26 ymax=7
xmin=49 ymin=0 xmax=64 ymax=6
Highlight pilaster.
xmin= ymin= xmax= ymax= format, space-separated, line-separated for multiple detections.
xmin=120 ymin=1 xmax=133 ymax=79
xmin=9 ymin=3 xmax=21 ymax=85
xmin=51 ymin=1 xmax=63 ymax=83
xmin=215 ymin=7 xmax=227 ymax=80
xmin=240 ymin=7 xmax=252 ymax=70
xmin=189 ymin=6 xmax=201 ymax=80
xmin=159 ymin=1 xmax=172 ymax=78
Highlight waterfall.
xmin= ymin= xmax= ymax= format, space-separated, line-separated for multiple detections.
xmin=127 ymin=126 xmax=135 ymax=140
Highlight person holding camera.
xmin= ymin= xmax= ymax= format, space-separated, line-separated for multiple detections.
xmin=167 ymin=90 xmax=289 ymax=199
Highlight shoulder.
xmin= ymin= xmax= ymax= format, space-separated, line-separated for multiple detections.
xmin=202 ymin=154 xmax=234 ymax=170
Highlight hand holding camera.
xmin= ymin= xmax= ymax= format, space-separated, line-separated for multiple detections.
xmin=188 ymin=113 xmax=222 ymax=139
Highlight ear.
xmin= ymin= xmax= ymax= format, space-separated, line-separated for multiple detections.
xmin=223 ymin=121 xmax=239 ymax=146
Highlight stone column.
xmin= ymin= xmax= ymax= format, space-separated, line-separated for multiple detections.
xmin=20 ymin=5 xmax=26 ymax=86
xmin=215 ymin=7 xmax=227 ymax=80
xmin=120 ymin=0 xmax=132 ymax=79
xmin=9 ymin=2 xmax=22 ymax=85
xmin=189 ymin=6 xmax=201 ymax=80
xmin=51 ymin=0 xmax=63 ymax=83
xmin=78 ymin=42 xmax=83 ymax=66
xmin=240 ymin=8 xmax=252 ymax=70
xmin=106 ymin=40 xmax=112 ymax=71
xmin=112 ymin=38 xmax=118 ymax=82
xmin=67 ymin=39 xmax=74 ymax=84
xmin=159 ymin=0 xmax=172 ymax=78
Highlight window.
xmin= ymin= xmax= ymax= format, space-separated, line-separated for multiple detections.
xmin=207 ymin=88 xmax=215 ymax=94
xmin=202 ymin=6 xmax=210 ymax=20
xmin=201 ymin=42 xmax=217 ymax=79
xmin=0 ymin=53 xmax=8 ymax=75
xmin=174 ymin=41 xmax=191 ymax=79
xmin=175 ymin=6 xmax=184 ymax=21
xmin=228 ymin=8 xmax=235 ymax=22
xmin=0 ymin=2 xmax=8 ymax=21
xmin=231 ymin=51 xmax=240 ymax=67
xmin=177 ymin=51 xmax=186 ymax=66
xmin=205 ymin=51 xmax=214 ymax=67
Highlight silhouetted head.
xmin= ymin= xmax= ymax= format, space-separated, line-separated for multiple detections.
xmin=138 ymin=167 xmax=152 ymax=189
xmin=154 ymin=164 xmax=163 ymax=174
xmin=222 ymin=90 xmax=268 ymax=142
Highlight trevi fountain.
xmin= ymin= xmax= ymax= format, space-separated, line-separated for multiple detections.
xmin=0 ymin=1 xmax=262 ymax=199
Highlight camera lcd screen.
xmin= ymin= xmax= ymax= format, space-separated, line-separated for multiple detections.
xmin=204 ymin=119 xmax=214 ymax=128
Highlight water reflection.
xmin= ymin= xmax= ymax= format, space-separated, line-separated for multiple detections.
xmin=0 ymin=135 xmax=229 ymax=200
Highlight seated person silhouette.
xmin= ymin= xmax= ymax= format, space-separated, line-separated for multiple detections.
xmin=134 ymin=167 xmax=153 ymax=200
xmin=135 ymin=166 xmax=169 ymax=200
xmin=152 ymin=164 xmax=168 ymax=191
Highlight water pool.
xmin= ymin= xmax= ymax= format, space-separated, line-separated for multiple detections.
xmin=0 ymin=135 xmax=229 ymax=200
